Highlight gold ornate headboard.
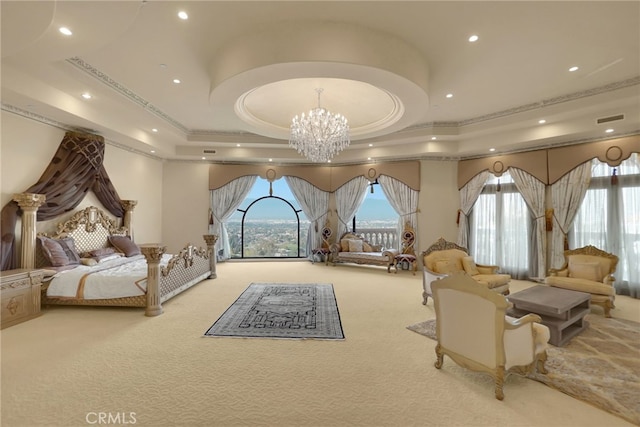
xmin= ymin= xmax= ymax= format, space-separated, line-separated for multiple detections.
xmin=36 ymin=206 xmax=128 ymax=266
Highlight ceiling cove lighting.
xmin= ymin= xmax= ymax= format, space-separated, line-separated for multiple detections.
xmin=289 ymin=88 xmax=350 ymax=163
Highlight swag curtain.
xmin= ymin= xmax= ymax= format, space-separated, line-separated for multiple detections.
xmin=549 ymin=162 xmax=592 ymax=269
xmin=334 ymin=176 xmax=369 ymax=238
xmin=378 ymin=174 xmax=419 ymax=251
xmin=1 ymin=132 xmax=123 ymax=271
xmin=509 ymin=167 xmax=547 ymax=279
xmin=284 ymin=176 xmax=330 ymax=259
xmin=209 ymin=175 xmax=257 ymax=260
xmin=457 ymin=171 xmax=490 ymax=250
xmin=571 ymin=154 xmax=640 ymax=298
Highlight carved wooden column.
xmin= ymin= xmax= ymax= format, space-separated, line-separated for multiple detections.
xmin=140 ymin=244 xmax=166 ymax=317
xmin=203 ymin=234 xmax=218 ymax=279
xmin=121 ymin=200 xmax=137 ymax=239
xmin=13 ymin=193 xmax=46 ymax=269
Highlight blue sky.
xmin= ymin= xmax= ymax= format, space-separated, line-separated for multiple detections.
xmin=248 ymin=177 xmax=386 ymax=200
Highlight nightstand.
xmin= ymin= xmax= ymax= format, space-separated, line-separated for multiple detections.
xmin=1 ymin=269 xmax=44 ymax=329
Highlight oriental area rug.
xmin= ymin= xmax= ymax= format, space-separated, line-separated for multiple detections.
xmin=407 ymin=315 xmax=640 ymax=425
xmin=204 ymin=283 xmax=344 ymax=340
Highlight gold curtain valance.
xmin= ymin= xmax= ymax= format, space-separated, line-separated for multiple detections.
xmin=209 ymin=161 xmax=420 ymax=192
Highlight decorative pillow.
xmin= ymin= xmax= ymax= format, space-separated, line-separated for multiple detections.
xmin=340 ymin=239 xmax=351 ymax=252
xmin=569 ymin=261 xmax=602 ymax=282
xmin=38 ymin=236 xmax=81 ymax=267
xmin=96 ymin=254 xmax=122 ymax=263
xmin=109 ymin=235 xmax=141 ymax=257
xmin=363 ymin=242 xmax=373 ymax=252
xmin=461 ymin=256 xmax=480 ymax=276
xmin=348 ymin=239 xmax=364 ymax=252
xmin=80 ymin=257 xmax=98 ymax=266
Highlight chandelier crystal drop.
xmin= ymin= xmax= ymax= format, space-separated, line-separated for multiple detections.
xmin=289 ymin=88 xmax=350 ymax=162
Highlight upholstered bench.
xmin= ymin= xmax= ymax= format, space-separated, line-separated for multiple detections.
xmin=330 ymin=232 xmax=398 ymax=272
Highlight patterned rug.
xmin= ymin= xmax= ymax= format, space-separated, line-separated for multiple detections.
xmin=407 ymin=315 xmax=640 ymax=425
xmin=204 ymin=283 xmax=344 ymax=340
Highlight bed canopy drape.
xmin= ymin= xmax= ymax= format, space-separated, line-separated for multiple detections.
xmin=1 ymin=131 xmax=123 ymax=271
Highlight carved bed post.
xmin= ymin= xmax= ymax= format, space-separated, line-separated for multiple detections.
xmin=203 ymin=234 xmax=218 ymax=279
xmin=13 ymin=193 xmax=46 ymax=269
xmin=121 ymin=200 xmax=137 ymax=239
xmin=140 ymin=244 xmax=166 ymax=317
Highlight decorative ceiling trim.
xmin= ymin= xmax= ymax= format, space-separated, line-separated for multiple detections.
xmin=1 ymin=103 xmax=162 ymax=161
xmin=66 ymin=57 xmax=189 ymax=134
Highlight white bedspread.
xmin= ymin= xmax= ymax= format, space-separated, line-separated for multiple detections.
xmin=46 ymin=254 xmax=173 ymax=300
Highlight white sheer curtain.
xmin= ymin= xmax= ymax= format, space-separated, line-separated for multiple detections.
xmin=209 ymin=175 xmax=257 ymax=260
xmin=284 ymin=176 xmax=330 ymax=260
xmin=510 ymin=167 xmax=547 ymax=279
xmin=549 ymin=162 xmax=591 ymax=269
xmin=457 ymin=170 xmax=490 ymax=249
xmin=378 ymin=174 xmax=419 ymax=251
xmin=469 ymin=172 xmax=529 ymax=279
xmin=334 ymin=176 xmax=369 ymax=237
xmin=571 ymin=153 xmax=640 ymax=298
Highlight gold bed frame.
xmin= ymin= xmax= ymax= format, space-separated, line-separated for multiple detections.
xmin=17 ymin=199 xmax=217 ymax=317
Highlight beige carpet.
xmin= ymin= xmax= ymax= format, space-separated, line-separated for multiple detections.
xmin=407 ymin=315 xmax=640 ymax=425
xmin=1 ymin=262 xmax=639 ymax=427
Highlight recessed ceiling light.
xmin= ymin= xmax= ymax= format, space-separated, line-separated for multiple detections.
xmin=151 ymin=128 xmax=158 ymax=132
xmin=431 ymin=136 xmax=437 ymax=140
xmin=150 ymin=150 xmax=156 ymax=153
xmin=367 ymin=157 xmax=372 ymax=160
xmin=569 ymin=66 xmax=579 ymax=72
xmin=59 ymin=27 xmax=72 ymax=36
xmin=236 ymin=144 xmax=241 ymax=147
xmin=81 ymin=93 xmax=92 ymax=99
xmin=159 ymin=64 xmax=167 ymax=69
xmin=446 ymin=93 xmax=453 ymax=99
xmin=468 ymin=35 xmax=479 ymax=42
xmin=178 ymin=11 xmax=188 ymax=20
xmin=327 ymin=160 xmax=332 ymax=163
xmin=538 ymin=119 xmax=546 ymax=124
xmin=489 ymin=148 xmax=496 ymax=152
xmin=201 ymin=157 xmax=206 ymax=160
xmin=368 ymin=143 xmax=373 ymax=147
xmin=173 ymin=79 xmax=181 ymax=84
xmin=268 ymin=158 xmax=273 ymax=162
xmin=605 ymin=128 xmax=614 ymax=133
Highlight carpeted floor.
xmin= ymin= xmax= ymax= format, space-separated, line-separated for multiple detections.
xmin=204 ymin=283 xmax=344 ymax=339
xmin=407 ymin=315 xmax=640 ymax=425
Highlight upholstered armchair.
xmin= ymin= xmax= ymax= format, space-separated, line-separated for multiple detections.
xmin=545 ymin=245 xmax=619 ymax=317
xmin=432 ymin=273 xmax=549 ymax=400
xmin=421 ymin=238 xmax=511 ymax=305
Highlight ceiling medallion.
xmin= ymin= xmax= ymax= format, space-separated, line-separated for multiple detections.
xmin=289 ymin=88 xmax=350 ymax=163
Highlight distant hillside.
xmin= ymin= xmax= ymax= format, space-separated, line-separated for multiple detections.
xmin=233 ymin=197 xmax=397 ymax=220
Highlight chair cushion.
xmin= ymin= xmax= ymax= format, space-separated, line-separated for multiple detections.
xmin=435 ymin=259 xmax=463 ymax=274
xmin=545 ymin=276 xmax=614 ymax=296
xmin=473 ymin=274 xmax=511 ymax=288
xmin=462 ymin=256 xmax=480 ymax=276
xmin=348 ymin=239 xmax=364 ymax=252
xmin=568 ymin=260 xmax=602 ymax=281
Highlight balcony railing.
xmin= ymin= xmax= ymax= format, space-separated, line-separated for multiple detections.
xmin=355 ymin=227 xmax=398 ymax=249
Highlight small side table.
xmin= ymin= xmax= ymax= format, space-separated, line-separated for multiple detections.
xmin=394 ymin=254 xmax=417 ymax=275
xmin=312 ymin=248 xmax=331 ymax=265
xmin=1 ymin=269 xmax=44 ymax=329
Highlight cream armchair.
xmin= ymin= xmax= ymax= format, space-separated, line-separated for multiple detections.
xmin=432 ymin=273 xmax=550 ymax=400
xmin=545 ymin=245 xmax=619 ymax=317
xmin=421 ymin=238 xmax=511 ymax=304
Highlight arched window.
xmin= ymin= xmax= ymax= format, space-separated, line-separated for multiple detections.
xmin=353 ymin=180 xmax=398 ymax=248
xmin=227 ymin=179 xmax=309 ymax=258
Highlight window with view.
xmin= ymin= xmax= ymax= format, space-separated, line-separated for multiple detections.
xmin=353 ymin=181 xmax=399 ymax=249
xmin=227 ymin=179 xmax=309 ymax=258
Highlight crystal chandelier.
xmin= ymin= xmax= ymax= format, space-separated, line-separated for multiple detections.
xmin=289 ymin=88 xmax=350 ymax=162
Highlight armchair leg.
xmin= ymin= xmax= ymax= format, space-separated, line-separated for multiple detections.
xmin=495 ymin=367 xmax=505 ymax=401
xmin=422 ymin=291 xmax=429 ymax=305
xmin=537 ymin=351 xmax=548 ymax=375
xmin=434 ymin=344 xmax=444 ymax=369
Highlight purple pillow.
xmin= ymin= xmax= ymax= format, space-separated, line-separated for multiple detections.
xmin=38 ymin=236 xmax=80 ymax=267
xmin=109 ymin=235 xmax=141 ymax=257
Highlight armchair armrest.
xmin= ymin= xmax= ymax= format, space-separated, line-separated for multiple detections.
xmin=329 ymin=243 xmax=341 ymax=255
xmin=505 ymin=313 xmax=542 ymax=329
xmin=476 ymin=263 xmax=499 ymax=274
xmin=547 ymin=267 xmax=568 ymax=277
xmin=382 ymin=248 xmax=399 ymax=259
xmin=603 ymin=274 xmax=616 ymax=286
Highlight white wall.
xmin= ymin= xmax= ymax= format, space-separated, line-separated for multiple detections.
xmin=161 ymin=161 xmax=211 ymax=253
xmin=1 ymin=111 xmax=163 ymax=245
xmin=418 ymin=159 xmax=459 ymax=251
